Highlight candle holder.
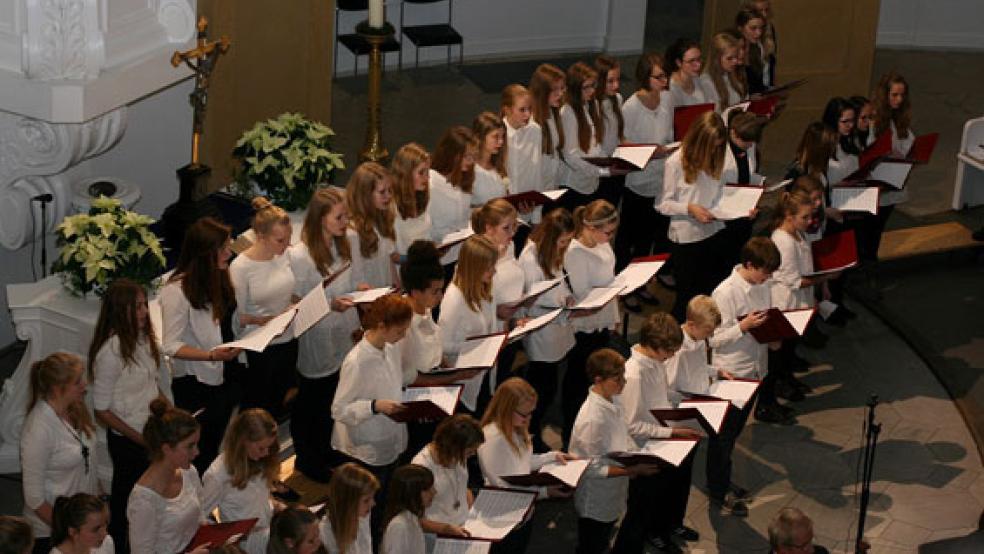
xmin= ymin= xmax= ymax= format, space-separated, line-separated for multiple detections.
xmin=356 ymin=21 xmax=396 ymax=163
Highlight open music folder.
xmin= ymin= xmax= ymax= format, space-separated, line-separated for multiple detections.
xmin=743 ymin=307 xmax=815 ymax=343
xmin=292 ymin=279 xmax=331 ymax=337
xmin=462 ymin=488 xmax=537 ymax=541
xmin=343 ymin=286 xmax=395 ymax=304
xmin=438 ymin=227 xmax=476 ymax=250
xmin=584 ymin=144 xmax=677 ymax=174
xmin=216 ymin=308 xmax=296 ymax=352
xmin=570 ymin=286 xmax=623 ymax=310
xmin=609 ymin=254 xmax=668 ymax=296
xmin=707 ymin=379 xmax=761 ymax=410
xmin=506 ymin=308 xmax=563 ymax=342
xmin=831 ymin=185 xmax=879 ymax=215
xmin=651 ymin=399 xmax=729 ymax=435
xmin=709 ymin=184 xmax=764 ymax=220
xmin=502 ymin=458 xmax=589 ymax=488
xmin=807 ymin=230 xmax=858 ymax=276
xmin=849 ymin=131 xmax=940 ymax=189
xmin=500 ymin=278 xmax=561 ymax=309
xmin=502 ymin=189 xmax=565 ymax=208
xmin=433 ymin=538 xmax=492 ymax=554
xmin=608 ymin=438 xmax=700 ymax=467
xmin=673 ymin=103 xmax=715 ymax=140
xmin=186 ymin=518 xmax=258 ymax=551
xmin=387 ymin=385 xmax=462 ymax=423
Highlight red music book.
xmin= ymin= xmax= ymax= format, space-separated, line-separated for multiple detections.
xmin=809 ymin=230 xmax=858 ymax=275
xmin=501 ymin=189 xmax=564 ymax=208
xmin=673 ymin=103 xmax=715 ymax=140
xmin=387 ymin=385 xmax=463 ymax=423
xmin=650 ymin=399 xmax=729 ymax=435
xmin=747 ymin=95 xmax=781 ymax=118
xmin=186 ymin=518 xmax=258 ymax=551
xmin=743 ymin=307 xmax=815 ymax=343
xmin=758 ymin=78 xmax=808 ymax=97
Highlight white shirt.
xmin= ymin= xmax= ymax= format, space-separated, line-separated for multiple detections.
xmin=622 ymin=91 xmax=674 ymax=198
xmin=618 ymin=347 xmax=674 ymax=444
xmin=599 ymin=93 xmax=624 ymax=155
xmin=400 ymin=310 xmax=443 ymax=374
xmin=320 ymin=512 xmax=372 ymax=554
xmin=540 ymin=115 xmax=570 ymax=190
xmin=229 ymin=252 xmax=296 ymax=345
xmin=472 ymin=164 xmax=508 ymax=206
xmin=127 ymin=468 xmax=204 ymax=554
xmin=20 ymin=401 xmax=99 ymax=537
xmin=666 ymin=328 xmax=721 ymax=405
xmin=381 ymin=510 xmax=426 ymax=554
xmin=722 ymin=142 xmax=759 ymax=184
xmin=51 ymin=537 xmax=115 ymax=554
xmin=658 ymin=150 xmax=725 ymax=244
xmin=331 ymin=338 xmax=411 ymax=466
xmin=347 ymin=227 xmax=397 ymax=288
xmin=711 ymin=265 xmax=772 ymax=378
xmin=517 ymin=242 xmax=576 ymax=362
xmin=287 ymin=241 xmax=361 ymax=378
xmin=506 ymin=118 xmax=545 ymax=224
xmin=478 ymin=424 xmax=555 ymax=499
xmin=569 ymin=389 xmax=632 ymax=523
xmin=437 ymin=283 xmax=496 ymax=360
xmin=427 ymin=169 xmax=472 ymax=265
xmin=412 ymin=445 xmax=470 ymax=526
xmin=202 ymin=454 xmax=273 ymax=554
xmin=559 ymin=103 xmax=604 ymax=195
xmin=160 ymin=279 xmax=224 ymax=385
xmin=669 ymin=78 xmax=707 ymax=108
xmin=394 ymin=211 xmax=433 ymax=256
xmin=563 ymin=239 xmax=619 ymax=333
xmin=699 ymin=73 xmax=744 ymax=112
xmin=92 ymin=336 xmax=163 ymax=434
xmin=770 ymin=228 xmax=815 ymax=310
xmin=492 ymin=243 xmax=525 ymax=331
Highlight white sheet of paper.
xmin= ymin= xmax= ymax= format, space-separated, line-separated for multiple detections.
xmin=463 ymin=489 xmax=536 ymax=540
xmin=344 ymin=286 xmax=394 ymax=304
xmin=458 ymin=372 xmax=484 ymax=412
xmin=148 ymin=298 xmax=163 ymax=345
xmin=765 ymin=178 xmax=792 ymax=192
xmin=538 ymin=458 xmax=589 ymax=488
xmin=541 ymin=189 xmax=567 ymax=201
xmin=831 ymin=187 xmax=879 ymax=214
xmin=573 ymin=286 xmax=622 ymax=310
xmin=613 ymin=145 xmax=658 ymax=169
xmin=664 ymin=141 xmax=682 ymax=150
xmin=292 ymin=282 xmax=330 ymax=337
xmin=433 ymin=538 xmax=491 ymax=554
xmin=869 ymin=161 xmax=913 ymax=189
xmin=784 ymin=309 xmax=814 ymax=335
xmin=817 ymin=299 xmax=838 ymax=321
xmin=217 ymin=309 xmax=296 ymax=352
xmin=675 ymin=400 xmax=729 ymax=433
xmin=708 ymin=380 xmax=759 ymax=409
xmin=455 ymin=335 xmax=504 ymax=369
xmin=507 ymin=309 xmax=563 ymax=342
xmin=709 ymin=186 xmax=764 ymax=220
xmin=609 ymin=261 xmax=664 ymax=296
xmin=502 ymin=278 xmax=561 ymax=308
xmin=402 ymin=386 xmax=461 ymax=416
xmin=638 ymin=439 xmax=699 ymax=467
xmin=439 ymin=227 xmax=476 ymax=250
xmin=722 ymin=101 xmax=751 ymax=124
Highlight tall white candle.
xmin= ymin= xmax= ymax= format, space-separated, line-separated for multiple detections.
xmin=369 ymin=0 xmax=384 ymax=28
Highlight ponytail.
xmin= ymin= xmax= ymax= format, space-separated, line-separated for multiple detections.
xmin=50 ymin=493 xmax=106 ymax=546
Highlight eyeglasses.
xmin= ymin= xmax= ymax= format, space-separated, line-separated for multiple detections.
xmin=650 ymin=73 xmax=668 ymax=81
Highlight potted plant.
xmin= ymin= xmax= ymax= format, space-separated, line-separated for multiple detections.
xmin=232 ymin=112 xmax=345 ymax=211
xmin=51 ymin=196 xmax=166 ymax=296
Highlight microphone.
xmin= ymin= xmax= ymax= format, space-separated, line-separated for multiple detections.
xmin=31 ymin=193 xmax=53 ymax=202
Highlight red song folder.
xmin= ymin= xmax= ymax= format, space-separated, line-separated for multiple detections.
xmin=809 ymin=230 xmax=858 ymax=275
xmin=186 ymin=518 xmax=258 ymax=551
xmin=673 ymin=103 xmax=715 ymax=141
xmin=743 ymin=308 xmax=815 ymax=343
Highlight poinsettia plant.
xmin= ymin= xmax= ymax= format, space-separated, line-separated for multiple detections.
xmin=232 ymin=112 xmax=345 ymax=211
xmin=51 ymin=197 xmax=166 ymax=296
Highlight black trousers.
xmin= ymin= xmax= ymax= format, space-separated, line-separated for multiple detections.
xmin=107 ymin=430 xmax=149 ymax=554
xmin=613 ymin=189 xmax=671 ymax=272
xmin=706 ymin=397 xmax=754 ymax=499
xmin=558 ymin=187 xmax=595 ymax=214
xmin=720 ymin=218 xmax=755 ymax=269
xmin=523 ymin=358 xmax=564 ymax=452
xmin=596 ymin=174 xmax=625 ymax=212
xmin=562 ymin=329 xmax=611 ymax=448
xmin=172 ymin=375 xmax=236 ymax=475
xmin=857 ymin=204 xmax=894 ymax=263
xmin=576 ymin=516 xmax=617 ymax=554
xmin=670 ymin=232 xmax=729 ymax=322
xmin=242 ymin=338 xmax=298 ymax=419
xmin=490 ymin=516 xmax=535 ymax=554
xmin=291 ymin=372 xmax=342 ymax=483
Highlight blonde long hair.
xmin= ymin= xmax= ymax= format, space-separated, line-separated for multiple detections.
xmin=681 ymin=111 xmax=727 ymax=183
xmin=704 ymin=32 xmax=747 ymax=110
xmin=529 ymin=64 xmax=566 ymax=156
xmin=453 ymin=235 xmax=497 ymax=312
xmin=29 ymin=353 xmax=93 ymax=437
xmin=390 ymin=143 xmax=431 ymax=219
xmin=472 ymin=111 xmax=508 ymax=178
xmin=326 ymin=463 xmax=379 ymax=554
xmin=222 ymin=409 xmax=280 ymax=489
xmin=302 ymin=187 xmax=352 ymax=276
xmin=480 ymin=377 xmax=537 ymax=456
xmin=346 ymin=162 xmax=396 ymax=258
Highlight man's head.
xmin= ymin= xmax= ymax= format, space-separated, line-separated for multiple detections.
xmin=769 ymin=507 xmax=816 ymax=554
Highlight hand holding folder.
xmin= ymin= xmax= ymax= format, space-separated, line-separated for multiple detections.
xmin=741 ymin=307 xmax=815 ymax=343
xmin=387 ymin=385 xmax=462 ymax=423
xmin=186 ymin=518 xmax=258 ymax=551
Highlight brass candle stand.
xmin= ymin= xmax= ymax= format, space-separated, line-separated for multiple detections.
xmin=356 ymin=21 xmax=395 ymax=163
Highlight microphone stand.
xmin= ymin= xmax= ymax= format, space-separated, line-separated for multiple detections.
xmin=855 ymin=394 xmax=881 ymax=553
xmin=31 ymin=194 xmax=54 ymax=278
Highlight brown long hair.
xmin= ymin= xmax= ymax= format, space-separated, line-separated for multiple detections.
xmin=143 ymin=398 xmax=199 ymax=462
xmin=346 ymin=162 xmax=396 ymax=258
xmin=681 ymin=111 xmax=727 ymax=183
xmin=529 ymin=63 xmax=566 ymax=156
xmin=480 ymin=377 xmax=536 ymax=455
xmin=390 ymin=143 xmax=431 ymax=219
xmin=872 ymin=71 xmax=912 ymax=140
xmin=528 ymin=208 xmax=574 ymax=278
xmin=771 ymin=189 xmax=814 ymax=232
xmin=88 ymin=279 xmax=161 ymax=382
xmin=222 ymin=409 xmax=280 ymax=489
xmin=472 ymin=111 xmax=508 ymax=178
xmin=326 ymin=463 xmax=379 ymax=554
xmin=431 ymin=126 xmax=478 ymax=194
xmin=470 ymin=199 xmax=516 ymax=236
xmin=29 ymin=353 xmax=93 ymax=437
xmin=566 ymin=62 xmax=603 ymax=153
xmin=430 ymin=414 xmax=484 ymax=467
xmin=452 ymin=235 xmax=497 ymax=312
xmin=169 ymin=217 xmax=235 ymax=322
xmin=705 ymin=32 xmax=746 ymax=110
xmin=794 ymin=122 xmax=835 ymax=180
xmin=382 ymin=465 xmax=434 ymax=531
xmin=594 ymin=55 xmax=625 ymax=143
xmin=302 ymin=187 xmax=352 ymax=276
xmin=268 ymin=506 xmax=325 ymax=554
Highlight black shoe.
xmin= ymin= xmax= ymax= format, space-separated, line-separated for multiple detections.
xmin=775 ymin=380 xmax=805 ymax=401
xmin=825 ymin=309 xmax=848 ymax=327
xmin=755 ymin=404 xmax=796 ymax=425
xmin=788 ymin=376 xmax=812 ymax=394
xmin=712 ymin=491 xmax=749 ymax=517
xmin=647 ymin=535 xmax=684 ymax=553
xmin=777 ymin=403 xmax=796 ymax=417
xmin=672 ymin=525 xmax=699 ymax=542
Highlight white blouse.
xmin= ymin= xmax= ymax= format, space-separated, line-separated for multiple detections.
xmin=380 ymin=510 xmax=426 ymax=554
xmin=506 ymin=118 xmax=545 ymax=224
xmin=331 ymin=338 xmax=411 ymax=466
xmin=559 ymin=103 xmax=604 ymax=195
xmin=20 ymin=401 xmax=99 ymax=537
xmin=491 ymin=243 xmax=525 ymax=330
xmin=599 ymin=93 xmax=624 ymax=155
xmin=51 ymin=538 xmax=114 ymax=554
xmin=477 ymin=423 xmax=555 ymax=499
xmin=770 ymin=228 xmax=815 ymax=310
xmin=699 ymin=73 xmax=744 ymax=112
xmin=160 ymin=279 xmax=224 ymax=386
xmin=569 ymin=389 xmax=632 ymax=523
xmin=437 ymin=283 xmax=496 ymax=360
xmin=412 ymin=445 xmax=470 ymax=526
xmin=618 ymin=347 xmax=673 ymax=444
xmin=400 ymin=310 xmax=444 ymax=374
xmin=517 ymin=242 xmax=576 ymax=362
xmin=540 ymin=115 xmax=570 ymax=191
xmin=669 ymin=77 xmax=707 ymax=108
xmin=92 ymin=336 xmax=163 ymax=434
xmin=665 ymin=328 xmax=723 ymax=406
xmin=427 ymin=169 xmax=472 ymax=265
xmin=622 ymin=91 xmax=674 ymax=198
xmin=287 ymin=241 xmax=361 ymax=379
xmin=347 ymin=227 xmax=397 ymax=288
xmin=657 ymin=150 xmax=725 ymax=244
xmin=471 ymin=165 xmax=508 ymax=207
xmin=319 ymin=512 xmax=372 ymax=554
xmin=711 ymin=266 xmax=772 ymax=379
xmin=722 ymin=142 xmax=760 ymax=185
xmin=563 ymin=239 xmax=619 ymax=334
xmin=394 ymin=211 xmax=433 ymax=256
xmin=202 ymin=453 xmax=273 ymax=554
xmin=127 ymin=468 xmax=204 ymax=554
xmin=229 ymin=252 xmax=296 ymax=345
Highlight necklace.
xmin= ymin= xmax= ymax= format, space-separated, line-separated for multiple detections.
xmin=57 ymin=412 xmax=90 ymax=475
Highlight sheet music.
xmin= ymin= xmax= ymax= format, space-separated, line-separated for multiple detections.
xmin=831 ymin=187 xmax=879 ymax=214
xmin=572 ymin=286 xmax=622 ymax=310
xmin=765 ymin=178 xmax=792 ymax=192
xmin=869 ymin=161 xmax=913 ymax=189
xmin=638 ymin=439 xmax=699 ymax=467
xmin=542 ymin=189 xmax=566 ymax=201
xmin=463 ymin=489 xmax=536 ymax=540
xmin=721 ymin=101 xmax=751 ymax=123
xmin=403 ymin=386 xmax=460 ymax=416
xmin=507 ymin=309 xmax=563 ymax=342
xmin=216 ymin=308 xmax=296 ymax=352
xmin=458 ymin=371 xmax=484 ymax=412
xmin=709 ymin=186 xmax=763 ymax=220
xmin=675 ymin=400 xmax=728 ymax=433
xmin=433 ymin=538 xmax=491 ymax=554
xmin=784 ymin=309 xmax=813 ymax=335
xmin=148 ymin=298 xmax=163 ymax=345
xmin=613 ymin=145 xmax=658 ymax=168
xmin=502 ymin=278 xmax=561 ymax=308
xmin=292 ymin=282 xmax=330 ymax=337
xmin=439 ymin=227 xmax=476 ymax=249
xmin=609 ymin=261 xmax=664 ymax=296
xmin=454 ymin=335 xmax=504 ymax=369
xmin=539 ymin=459 xmax=589 ymax=487
xmin=344 ymin=286 xmax=395 ymax=304
xmin=708 ymin=380 xmax=759 ymax=409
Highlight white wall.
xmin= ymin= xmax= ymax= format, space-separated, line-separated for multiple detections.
xmin=877 ymin=0 xmax=984 ymax=50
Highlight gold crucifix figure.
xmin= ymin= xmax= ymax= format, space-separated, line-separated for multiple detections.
xmin=171 ymin=16 xmax=231 ymax=167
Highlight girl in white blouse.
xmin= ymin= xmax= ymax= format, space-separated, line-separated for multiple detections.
xmin=517 ymin=209 xmax=577 ymax=452
xmin=559 ymin=62 xmax=605 ymax=211
xmin=380 ymin=465 xmax=435 ymax=554
xmin=471 ymin=112 xmax=509 ymax=207
xmin=21 ymin=353 xmax=98 ymax=552
xmin=529 ymin=64 xmax=570 ymax=195
xmin=700 ymin=32 xmax=747 ymax=112
xmin=666 ymin=38 xmax=707 ymax=111
xmin=502 ymin=84 xmax=542 ymax=241
xmin=319 ymin=463 xmax=378 ymax=554
xmin=736 ymin=8 xmax=775 ymax=94
xmin=560 ymin=200 xmax=620 ymax=448
xmin=49 ymin=494 xmax=113 ymax=554
xmin=390 ymin=143 xmax=433 ymax=257
xmin=230 ymin=197 xmax=298 ymax=419
xmin=593 ymin=55 xmax=626 ymax=210
xmin=161 ymin=217 xmax=242 ymax=474
xmin=770 ymin=190 xmax=837 ymax=311
xmin=427 ymin=126 xmax=479 ymax=268
xmin=411 ymin=415 xmax=484 ymax=538
xmin=570 ymin=349 xmax=660 ymax=554
xmin=127 ymin=400 xmax=206 ymax=554
xmin=202 ymin=409 xmax=281 ymax=554
xmin=657 ymin=111 xmax=730 ymax=322
xmin=478 ymin=378 xmax=573 ymax=553
xmin=822 ymin=97 xmax=862 ymax=186
xmin=347 ymin=162 xmax=399 ymax=288
xmin=267 ymin=506 xmax=323 ymax=554
xmin=287 ymin=187 xmax=360 ymax=483
xmin=88 ymin=280 xmax=169 ymax=553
